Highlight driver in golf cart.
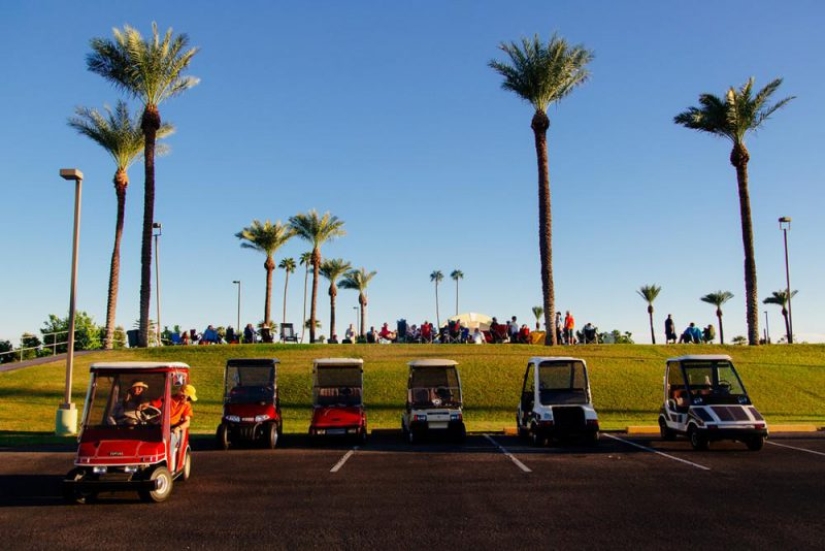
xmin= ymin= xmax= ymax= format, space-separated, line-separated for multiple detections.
xmin=111 ymin=380 xmax=162 ymax=425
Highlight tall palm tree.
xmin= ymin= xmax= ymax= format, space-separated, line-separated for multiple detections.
xmin=675 ymin=78 xmax=794 ymax=346
xmin=88 ymin=22 xmax=199 ymax=347
xmin=430 ymin=270 xmax=444 ymax=328
xmin=279 ymin=257 xmax=296 ymax=326
xmin=320 ymin=258 xmax=353 ymax=341
xmin=637 ymin=284 xmax=662 ymax=345
xmin=235 ymin=220 xmax=295 ymax=327
xmin=450 ymin=269 xmax=464 ymax=316
xmin=67 ymin=100 xmax=173 ymax=349
xmin=340 ymin=267 xmax=377 ymax=338
xmin=532 ymin=306 xmax=544 ymax=330
xmin=490 ymin=34 xmax=594 ymax=346
xmin=701 ymin=291 xmax=734 ymax=344
xmin=763 ymin=289 xmax=798 ymax=344
xmin=298 ymin=251 xmax=312 ymax=343
xmin=289 ymin=210 xmax=346 ymax=343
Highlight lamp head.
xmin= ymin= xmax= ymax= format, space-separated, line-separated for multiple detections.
xmin=59 ymin=168 xmax=83 ymax=181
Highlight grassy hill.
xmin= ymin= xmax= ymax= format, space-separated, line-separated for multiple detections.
xmin=1 ymin=343 xmax=823 ymax=446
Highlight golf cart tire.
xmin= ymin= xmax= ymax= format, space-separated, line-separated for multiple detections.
xmin=746 ymin=435 xmax=765 ymax=451
xmin=140 ymin=466 xmax=173 ymax=503
xmin=216 ymin=423 xmax=230 ymax=451
xmin=180 ymin=448 xmax=192 ymax=482
xmin=530 ymin=424 xmax=545 ymax=447
xmin=688 ymin=425 xmax=709 ymax=451
xmin=265 ymin=423 xmax=279 ymax=449
xmin=659 ymin=417 xmax=675 ymax=441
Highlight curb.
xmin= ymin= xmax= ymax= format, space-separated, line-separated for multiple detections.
xmin=504 ymin=425 xmax=821 ymax=436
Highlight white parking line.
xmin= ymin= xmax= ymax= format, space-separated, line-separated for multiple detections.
xmin=603 ymin=434 xmax=711 ymax=471
xmin=330 ymin=447 xmax=358 ymax=473
xmin=767 ymin=440 xmax=825 ymax=457
xmin=483 ymin=434 xmax=532 ymax=473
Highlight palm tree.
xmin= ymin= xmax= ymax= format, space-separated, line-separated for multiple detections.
xmin=320 ymin=258 xmax=353 ymax=341
xmin=279 ymin=257 xmax=296 ymax=326
xmin=450 ymin=269 xmax=464 ymax=316
xmin=763 ymin=289 xmax=798 ymax=344
xmin=298 ymin=251 xmax=312 ymax=343
xmin=88 ymin=23 xmax=199 ymax=347
xmin=289 ymin=210 xmax=346 ymax=343
xmin=430 ymin=270 xmax=444 ymax=328
xmin=637 ymin=284 xmax=662 ymax=345
xmin=675 ymin=78 xmax=794 ymax=346
xmin=490 ymin=34 xmax=594 ymax=346
xmin=340 ymin=267 xmax=377 ymax=338
xmin=532 ymin=306 xmax=544 ymax=330
xmin=67 ymin=100 xmax=173 ymax=349
xmin=235 ymin=220 xmax=295 ymax=327
xmin=701 ymin=291 xmax=734 ymax=344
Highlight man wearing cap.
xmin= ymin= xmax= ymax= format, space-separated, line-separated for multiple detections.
xmin=170 ymin=384 xmax=197 ymax=450
xmin=112 ymin=381 xmax=154 ymax=425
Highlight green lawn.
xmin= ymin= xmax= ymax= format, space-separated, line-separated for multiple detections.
xmin=1 ymin=343 xmax=823 ymax=447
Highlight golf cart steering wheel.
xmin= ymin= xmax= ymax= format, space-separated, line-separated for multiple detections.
xmin=717 ymin=380 xmax=732 ymax=393
xmin=137 ymin=405 xmax=162 ymax=424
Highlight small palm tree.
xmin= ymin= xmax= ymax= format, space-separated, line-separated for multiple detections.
xmin=637 ymin=284 xmax=662 ymax=344
xmin=763 ymin=289 xmax=798 ymax=344
xmin=88 ymin=22 xmax=199 ymax=347
xmin=490 ymin=34 xmax=594 ymax=346
xmin=278 ymin=258 xmax=296 ymax=326
xmin=450 ymin=270 xmax=464 ymax=316
xmin=340 ymin=267 xmax=377 ymax=337
xmin=236 ymin=220 xmax=295 ymax=327
xmin=289 ymin=210 xmax=346 ymax=343
xmin=67 ymin=100 xmax=173 ymax=349
xmin=675 ymin=78 xmax=794 ymax=346
xmin=320 ymin=258 xmax=353 ymax=341
xmin=298 ymin=252 xmax=312 ymax=343
xmin=430 ymin=270 xmax=444 ymax=328
xmin=701 ymin=291 xmax=734 ymax=344
xmin=532 ymin=306 xmax=544 ymax=330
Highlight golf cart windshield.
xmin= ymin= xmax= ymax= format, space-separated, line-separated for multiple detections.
xmin=86 ymin=372 xmax=167 ymax=429
xmin=538 ymin=360 xmax=589 ymax=405
xmin=225 ymin=364 xmax=276 ymax=405
xmin=314 ymin=366 xmax=363 ymax=407
xmin=408 ymin=366 xmax=462 ymax=407
xmin=680 ymin=359 xmax=749 ymax=404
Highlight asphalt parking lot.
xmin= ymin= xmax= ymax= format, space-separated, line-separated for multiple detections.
xmin=2 ymin=431 xmax=824 ymax=550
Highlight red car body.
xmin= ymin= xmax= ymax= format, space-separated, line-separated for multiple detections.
xmin=308 ymin=358 xmax=367 ymax=443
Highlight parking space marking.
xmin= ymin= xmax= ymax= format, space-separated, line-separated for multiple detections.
xmin=603 ymin=434 xmax=711 ymax=471
xmin=330 ymin=447 xmax=358 ymax=473
xmin=483 ymin=434 xmax=532 ymax=473
xmin=767 ymin=440 xmax=825 ymax=457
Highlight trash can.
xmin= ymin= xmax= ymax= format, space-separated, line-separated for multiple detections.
xmin=127 ymin=330 xmax=139 ymax=348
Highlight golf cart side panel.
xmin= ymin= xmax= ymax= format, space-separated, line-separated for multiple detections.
xmin=659 ymin=355 xmax=768 ymax=450
xmin=218 ymin=358 xmax=281 ymax=449
xmin=517 ymin=356 xmax=599 ymax=444
xmin=309 ymin=358 xmax=367 ymax=439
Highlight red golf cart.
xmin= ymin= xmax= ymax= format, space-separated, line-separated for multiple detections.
xmin=309 ymin=358 xmax=367 ymax=444
xmin=62 ymin=361 xmax=193 ymax=504
xmin=216 ymin=358 xmax=282 ymax=450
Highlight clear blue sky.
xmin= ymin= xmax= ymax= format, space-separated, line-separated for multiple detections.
xmin=2 ymin=1 xmax=823 ymax=345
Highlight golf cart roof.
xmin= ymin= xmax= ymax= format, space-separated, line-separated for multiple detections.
xmin=313 ymin=357 xmax=364 ymax=367
xmin=408 ymin=359 xmax=458 ymax=368
xmin=90 ymin=361 xmax=190 ymax=371
xmin=667 ymin=355 xmax=733 ymax=363
xmin=529 ymin=356 xmax=587 ymax=365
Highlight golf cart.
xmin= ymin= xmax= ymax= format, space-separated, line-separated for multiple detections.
xmin=216 ymin=358 xmax=282 ymax=450
xmin=62 ymin=361 xmax=193 ymax=504
xmin=308 ymin=358 xmax=367 ymax=443
xmin=516 ymin=357 xmax=600 ymax=446
xmin=658 ymin=355 xmax=768 ymax=451
xmin=401 ymin=359 xmax=466 ymax=443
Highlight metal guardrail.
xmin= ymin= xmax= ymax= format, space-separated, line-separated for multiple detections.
xmin=0 ymin=330 xmax=71 ymax=363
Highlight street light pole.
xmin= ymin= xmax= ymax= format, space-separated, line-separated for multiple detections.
xmin=763 ymin=310 xmax=770 ymax=344
xmin=233 ymin=280 xmax=241 ymax=335
xmin=56 ymin=168 xmax=83 ymax=436
xmin=353 ymin=306 xmax=359 ymax=337
xmin=153 ymin=222 xmax=162 ymax=345
xmin=778 ymin=217 xmax=793 ymax=344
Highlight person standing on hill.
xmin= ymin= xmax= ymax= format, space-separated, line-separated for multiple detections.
xmin=564 ymin=311 xmax=576 ymax=345
xmin=665 ymin=314 xmax=677 ymax=344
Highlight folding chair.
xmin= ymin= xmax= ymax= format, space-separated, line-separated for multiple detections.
xmin=280 ymin=323 xmax=298 ymax=343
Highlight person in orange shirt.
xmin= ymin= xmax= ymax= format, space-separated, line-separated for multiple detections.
xmin=564 ymin=311 xmax=576 ymax=345
xmin=170 ymin=384 xmax=197 ymax=450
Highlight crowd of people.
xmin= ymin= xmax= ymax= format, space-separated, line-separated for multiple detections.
xmin=666 ymin=314 xmax=717 ymax=344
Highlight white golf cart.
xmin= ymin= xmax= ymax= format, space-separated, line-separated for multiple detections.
xmin=401 ymin=359 xmax=465 ymax=444
xmin=658 ymin=355 xmax=768 ymax=451
xmin=516 ymin=356 xmax=600 ymax=446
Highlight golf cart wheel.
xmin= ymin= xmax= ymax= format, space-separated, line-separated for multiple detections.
xmin=530 ymin=424 xmax=545 ymax=447
xmin=658 ymin=417 xmax=675 ymax=441
xmin=216 ymin=423 xmax=230 ymax=451
xmin=454 ymin=424 xmax=467 ymax=443
xmin=265 ymin=423 xmax=279 ymax=449
xmin=139 ymin=466 xmax=173 ymax=503
xmin=180 ymin=448 xmax=192 ymax=482
xmin=586 ymin=431 xmax=599 ymax=447
xmin=407 ymin=427 xmax=416 ymax=444
xmin=359 ymin=426 xmax=368 ymax=446
xmin=62 ymin=468 xmax=97 ymax=504
xmin=688 ymin=426 xmax=709 ymax=451
xmin=746 ymin=435 xmax=765 ymax=451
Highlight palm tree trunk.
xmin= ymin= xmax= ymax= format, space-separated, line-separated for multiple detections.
xmin=647 ymin=307 xmax=656 ymax=345
xmin=782 ymin=308 xmax=791 ymax=343
xmin=532 ymin=111 xmax=556 ymax=346
xmin=329 ymin=285 xmax=337 ymax=339
xmin=138 ymin=105 xmax=160 ymax=348
xmin=104 ymin=170 xmax=128 ymax=349
xmin=359 ymin=293 xmax=367 ymax=337
xmin=301 ymin=264 xmax=309 ymax=343
xmin=310 ymin=249 xmax=320 ymax=343
xmin=434 ymin=283 xmax=440 ymax=329
xmin=731 ymin=145 xmax=759 ymax=345
xmin=264 ymin=256 xmax=274 ymax=326
xmin=455 ymin=281 xmax=459 ymax=316
xmin=282 ymin=271 xmax=290 ymax=326
xmin=717 ymin=312 xmax=725 ymax=345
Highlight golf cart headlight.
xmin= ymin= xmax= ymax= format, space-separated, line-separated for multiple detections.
xmin=254 ymin=414 xmax=270 ymax=422
xmin=225 ymin=415 xmax=241 ymax=423
xmin=450 ymin=413 xmax=461 ymax=421
xmin=92 ymin=466 xmax=107 ymax=474
xmin=124 ymin=465 xmax=139 ymax=474
xmin=543 ymin=412 xmax=553 ymax=420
